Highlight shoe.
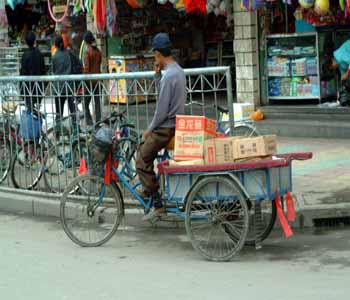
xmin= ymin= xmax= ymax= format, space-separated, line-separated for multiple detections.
xmin=142 ymin=206 xmax=166 ymax=221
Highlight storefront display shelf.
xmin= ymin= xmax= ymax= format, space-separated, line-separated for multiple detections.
xmin=268 ymin=54 xmax=316 ymax=58
xmin=269 ymin=96 xmax=319 ymax=100
xmin=268 ymin=74 xmax=318 ymax=77
xmin=266 ymin=32 xmax=324 ymax=102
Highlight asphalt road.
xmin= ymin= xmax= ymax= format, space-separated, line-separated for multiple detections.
xmin=0 ymin=212 xmax=349 ymax=300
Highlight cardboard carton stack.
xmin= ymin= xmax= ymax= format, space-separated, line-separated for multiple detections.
xmin=204 ymin=135 xmax=277 ymax=165
xmin=171 ymin=115 xmax=217 ymax=166
xmin=169 ymin=115 xmax=277 ymax=167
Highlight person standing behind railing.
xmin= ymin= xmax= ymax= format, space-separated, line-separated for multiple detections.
xmin=20 ymin=31 xmax=46 ymax=112
xmin=82 ymin=31 xmax=102 ymax=126
xmin=52 ymin=35 xmax=77 ymax=137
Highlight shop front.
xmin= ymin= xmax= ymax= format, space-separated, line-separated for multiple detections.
xmin=0 ymin=0 xmax=87 ymax=76
xmin=106 ymin=0 xmax=235 ymax=103
xmin=255 ymin=0 xmax=350 ymax=105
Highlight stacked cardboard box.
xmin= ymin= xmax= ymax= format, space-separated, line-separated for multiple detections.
xmin=173 ymin=115 xmax=217 ymax=165
xmin=170 ymin=115 xmax=277 ymax=166
xmin=204 ymin=135 xmax=277 ymax=164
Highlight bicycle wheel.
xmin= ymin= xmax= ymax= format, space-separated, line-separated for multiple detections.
xmin=0 ymin=139 xmax=11 ymax=184
xmin=60 ymin=174 xmax=124 ymax=247
xmin=230 ymin=124 xmax=260 ymax=137
xmin=43 ymin=139 xmax=88 ymax=193
xmin=185 ymin=176 xmax=249 ymax=261
xmin=11 ymin=141 xmax=43 ymax=190
xmin=245 ymin=199 xmax=277 ymax=246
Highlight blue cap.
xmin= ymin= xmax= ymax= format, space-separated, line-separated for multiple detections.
xmin=152 ymin=33 xmax=172 ymax=51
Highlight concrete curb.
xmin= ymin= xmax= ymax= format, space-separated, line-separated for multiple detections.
xmin=1 ymin=187 xmax=350 ymax=229
xmin=0 ymin=187 xmax=179 ymax=229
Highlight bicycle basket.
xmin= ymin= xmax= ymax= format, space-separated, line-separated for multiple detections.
xmin=90 ymin=126 xmax=113 ymax=163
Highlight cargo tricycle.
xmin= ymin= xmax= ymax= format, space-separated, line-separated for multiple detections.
xmin=60 ymin=123 xmax=312 ymax=261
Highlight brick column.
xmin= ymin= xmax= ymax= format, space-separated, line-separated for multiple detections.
xmin=0 ymin=0 xmax=8 ymax=46
xmin=233 ymin=1 xmax=260 ymax=105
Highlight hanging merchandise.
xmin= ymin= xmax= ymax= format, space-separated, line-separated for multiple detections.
xmin=299 ymin=0 xmax=315 ymax=8
xmin=253 ymin=0 xmax=266 ymax=9
xmin=127 ymin=0 xmax=139 ymax=8
xmin=184 ymin=0 xmax=207 ymax=14
xmin=314 ymin=0 xmax=330 ymax=15
xmin=107 ymin=0 xmax=117 ymax=36
xmin=85 ymin=0 xmax=92 ymax=14
xmin=340 ymin=0 xmax=344 ymax=10
xmin=73 ymin=0 xmax=86 ymax=14
xmin=95 ymin=0 xmax=107 ymax=34
xmin=241 ymin=0 xmax=250 ymax=10
xmin=176 ymin=0 xmax=185 ymax=11
xmin=47 ymin=0 xmax=69 ymax=23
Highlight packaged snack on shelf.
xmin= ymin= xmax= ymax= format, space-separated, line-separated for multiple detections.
xmin=306 ymin=57 xmax=317 ymax=75
xmin=268 ymin=78 xmax=281 ymax=97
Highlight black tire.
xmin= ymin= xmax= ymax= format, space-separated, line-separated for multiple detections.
xmin=60 ymin=174 xmax=124 ymax=247
xmin=245 ymin=199 xmax=277 ymax=246
xmin=10 ymin=141 xmax=43 ymax=190
xmin=0 ymin=139 xmax=11 ymax=184
xmin=185 ymin=176 xmax=249 ymax=261
xmin=230 ymin=125 xmax=260 ymax=137
xmin=43 ymin=139 xmax=88 ymax=193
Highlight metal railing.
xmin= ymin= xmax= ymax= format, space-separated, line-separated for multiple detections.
xmin=0 ymin=66 xmax=234 ymax=194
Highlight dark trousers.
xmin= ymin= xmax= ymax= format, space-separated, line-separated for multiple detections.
xmin=55 ymin=96 xmax=77 ymax=124
xmin=84 ymin=86 xmax=101 ymax=125
xmin=136 ymin=128 xmax=175 ymax=202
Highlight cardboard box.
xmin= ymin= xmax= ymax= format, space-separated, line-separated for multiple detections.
xmin=234 ymin=103 xmax=255 ymax=121
xmin=233 ymin=135 xmax=277 ymax=159
xmin=204 ymin=137 xmax=241 ymax=164
xmin=174 ymin=115 xmax=217 ymax=161
xmin=169 ymin=159 xmax=204 ymax=166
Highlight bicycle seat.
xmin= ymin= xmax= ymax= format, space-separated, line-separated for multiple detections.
xmin=214 ymin=104 xmax=229 ymax=114
xmin=165 ymin=136 xmax=175 ymax=150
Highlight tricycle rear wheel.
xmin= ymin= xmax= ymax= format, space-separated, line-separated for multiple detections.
xmin=245 ymin=199 xmax=277 ymax=246
xmin=185 ymin=176 xmax=249 ymax=261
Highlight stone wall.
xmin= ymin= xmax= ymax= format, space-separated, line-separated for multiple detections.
xmin=233 ymin=1 xmax=260 ymax=105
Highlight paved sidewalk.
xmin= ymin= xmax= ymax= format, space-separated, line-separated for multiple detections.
xmin=0 ymin=137 xmax=349 ymax=228
xmin=278 ymin=137 xmax=350 ymax=226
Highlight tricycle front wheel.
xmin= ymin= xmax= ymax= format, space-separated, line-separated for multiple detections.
xmin=185 ymin=176 xmax=249 ymax=261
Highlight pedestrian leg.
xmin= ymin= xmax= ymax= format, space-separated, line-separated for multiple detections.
xmin=93 ymin=87 xmax=102 ymax=123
